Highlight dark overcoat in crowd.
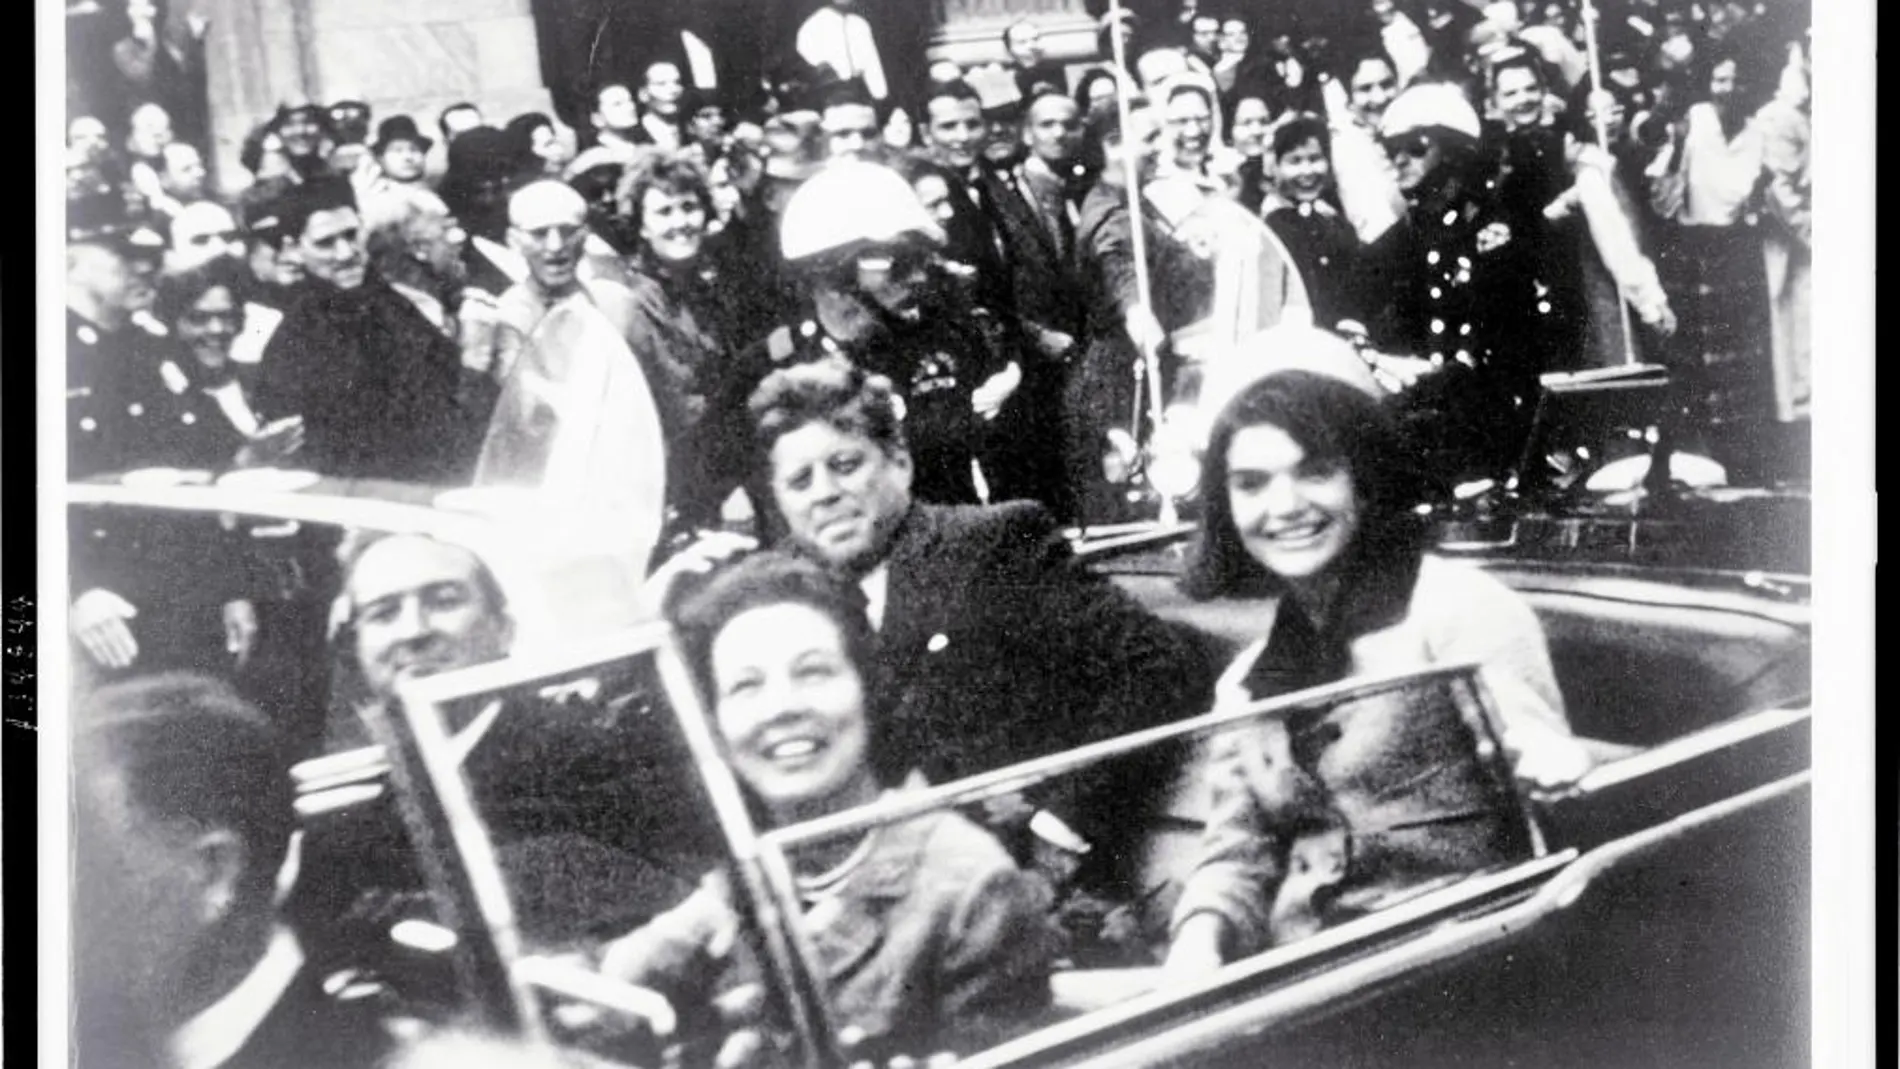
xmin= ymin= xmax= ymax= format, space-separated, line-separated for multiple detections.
xmin=1263 ymin=199 xmax=1375 ymax=332
xmin=969 ymin=162 xmax=1097 ymax=519
xmin=251 ymin=275 xmax=496 ymax=484
xmin=848 ymin=500 xmax=1221 ymax=882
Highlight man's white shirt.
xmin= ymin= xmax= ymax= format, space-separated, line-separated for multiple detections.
xmin=797 ymin=6 xmax=888 ymax=100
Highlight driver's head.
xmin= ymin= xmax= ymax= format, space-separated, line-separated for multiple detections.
xmin=339 ymin=532 xmax=515 ymax=704
xmin=748 ymin=357 xmax=914 ymax=576
xmin=75 ymin=675 xmax=295 ymax=1049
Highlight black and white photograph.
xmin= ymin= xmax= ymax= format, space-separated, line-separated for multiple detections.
xmin=42 ymin=0 xmax=1875 ymax=1066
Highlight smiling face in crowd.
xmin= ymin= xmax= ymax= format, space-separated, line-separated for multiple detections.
xmin=770 ymin=419 xmax=915 ymax=575
xmin=710 ymin=601 xmax=877 ymax=823
xmin=297 ymin=206 xmax=368 ymax=290
xmin=175 ymin=284 xmax=241 ymax=371
xmin=638 ymin=186 xmax=708 ymax=264
xmin=924 ymin=94 xmax=986 ymax=170
xmin=1492 ymin=65 xmax=1546 ymax=131
xmin=1164 ymin=87 xmax=1214 ymax=168
xmin=1348 ymin=56 xmax=1399 ymax=122
xmin=275 ymin=107 xmax=324 ymax=159
xmin=1274 ymin=135 xmax=1332 ymax=203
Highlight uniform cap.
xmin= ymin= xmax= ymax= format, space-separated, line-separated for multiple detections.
xmin=779 ymin=159 xmax=945 ymax=261
xmin=1380 ymin=82 xmax=1483 ymax=142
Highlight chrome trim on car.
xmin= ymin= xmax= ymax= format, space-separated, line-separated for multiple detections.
xmin=970 ymin=772 xmax=1809 ymax=1068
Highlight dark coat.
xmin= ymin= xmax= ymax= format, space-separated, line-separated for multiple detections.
xmin=968 ymin=162 xmax=1095 ymax=517
xmin=859 ymin=501 xmax=1220 ymax=870
xmin=251 ymin=275 xmax=496 ymax=484
xmin=68 ymin=313 xmax=239 ymax=479
xmin=1264 ymin=199 xmax=1374 ymax=332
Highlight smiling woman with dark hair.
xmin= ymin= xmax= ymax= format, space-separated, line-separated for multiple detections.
xmin=1165 ymin=334 xmax=1593 ymax=972
xmin=603 ymin=550 xmax=1059 ymax=1060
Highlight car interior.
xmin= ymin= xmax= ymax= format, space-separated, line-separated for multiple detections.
xmin=72 ymin=501 xmax=1813 ymax=1066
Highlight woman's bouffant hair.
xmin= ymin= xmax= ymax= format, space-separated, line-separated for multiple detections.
xmin=1181 ymin=370 xmax=1430 ymax=601
xmin=666 ymin=550 xmax=895 ymax=787
xmin=614 ymin=150 xmax=714 ymax=248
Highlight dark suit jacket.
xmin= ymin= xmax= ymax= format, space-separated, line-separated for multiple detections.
xmin=252 ymin=275 xmax=495 ymax=484
xmin=863 ymin=502 xmax=1220 ymax=863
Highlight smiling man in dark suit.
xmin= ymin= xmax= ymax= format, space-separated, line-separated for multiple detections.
xmin=715 ymin=356 xmax=1219 ymax=876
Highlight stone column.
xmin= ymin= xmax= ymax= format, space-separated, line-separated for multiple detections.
xmin=195 ymin=0 xmax=550 ymax=196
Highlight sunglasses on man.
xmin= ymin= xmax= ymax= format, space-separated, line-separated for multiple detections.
xmin=1383 ymin=135 xmax=1435 ymax=160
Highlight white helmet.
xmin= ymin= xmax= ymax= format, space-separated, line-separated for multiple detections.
xmin=1380 ymin=82 xmax=1484 ymax=142
xmin=779 ymin=159 xmax=947 ymax=263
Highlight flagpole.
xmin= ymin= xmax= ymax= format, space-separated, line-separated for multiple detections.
xmin=1578 ymin=0 xmax=1639 ymax=367
xmin=1103 ymin=0 xmax=1176 ymax=524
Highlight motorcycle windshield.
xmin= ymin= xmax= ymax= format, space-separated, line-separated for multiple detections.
xmin=473 ymin=293 xmax=667 ymax=554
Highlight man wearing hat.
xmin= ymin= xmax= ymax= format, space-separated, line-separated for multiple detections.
xmin=371 ymin=115 xmax=432 ymax=189
xmin=251 ymin=176 xmax=496 ymax=483
xmin=67 ymin=197 xmax=231 ymax=479
xmin=271 ymin=101 xmax=332 ymax=182
xmin=1364 ymin=81 xmax=1543 ymax=484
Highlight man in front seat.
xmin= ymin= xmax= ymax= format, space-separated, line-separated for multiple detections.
xmin=75 ymin=674 xmax=399 ymax=1069
xmin=322 ymin=531 xmax=713 ymax=944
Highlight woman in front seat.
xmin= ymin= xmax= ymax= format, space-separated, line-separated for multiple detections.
xmin=1166 ymin=331 xmax=1593 ymax=972
xmin=601 ymin=552 xmax=1059 ymax=1062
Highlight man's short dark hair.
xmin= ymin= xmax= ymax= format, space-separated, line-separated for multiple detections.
xmin=819 ymin=77 xmax=879 ymax=116
xmin=747 ymin=356 xmax=907 ymax=461
xmin=1269 ymin=112 xmax=1332 ymax=160
xmin=77 ymin=674 xmax=296 ymax=902
xmin=1003 ymin=17 xmax=1038 ymax=50
xmin=614 ymin=151 xmax=714 ymax=246
xmin=276 ymin=173 xmax=359 ymax=242
xmin=590 ymin=81 xmax=634 ymax=112
xmin=438 ymin=101 xmax=481 ymax=139
xmin=924 ymin=78 xmax=983 ymax=116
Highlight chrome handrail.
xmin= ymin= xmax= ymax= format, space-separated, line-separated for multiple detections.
xmin=965 ymin=770 xmax=1809 ymax=1069
xmin=761 ymin=662 xmax=1489 ymax=853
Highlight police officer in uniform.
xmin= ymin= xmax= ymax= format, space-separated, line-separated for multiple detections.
xmin=68 ymin=203 xmax=238 ymax=480
xmin=707 ymin=160 xmax=1019 ymax=518
xmin=1365 ymin=83 xmax=1544 ymax=487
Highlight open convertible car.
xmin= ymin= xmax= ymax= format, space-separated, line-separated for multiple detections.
xmin=68 ymin=459 xmax=1809 ymax=1068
